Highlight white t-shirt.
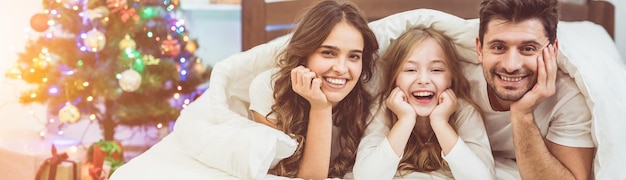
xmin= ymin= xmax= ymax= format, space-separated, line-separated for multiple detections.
xmin=248 ymin=69 xmax=342 ymax=162
xmin=353 ymin=100 xmax=495 ymax=180
xmin=462 ymin=61 xmax=594 ymax=179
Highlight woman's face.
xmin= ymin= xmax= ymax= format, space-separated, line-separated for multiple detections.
xmin=306 ymin=22 xmax=364 ymax=106
xmin=395 ymin=37 xmax=452 ymax=117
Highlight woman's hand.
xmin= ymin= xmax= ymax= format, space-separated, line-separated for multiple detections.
xmin=430 ymin=89 xmax=458 ymax=123
xmin=386 ymin=87 xmax=416 ymax=121
xmin=291 ymin=66 xmax=329 ymax=108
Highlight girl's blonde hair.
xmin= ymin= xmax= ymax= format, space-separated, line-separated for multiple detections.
xmin=378 ymin=27 xmax=476 ymax=175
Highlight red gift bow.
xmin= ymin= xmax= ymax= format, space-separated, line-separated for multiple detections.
xmin=35 ymin=145 xmax=78 ymax=180
xmin=89 ymin=166 xmax=104 ymax=180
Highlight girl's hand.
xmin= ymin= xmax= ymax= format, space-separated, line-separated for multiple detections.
xmin=430 ymin=89 xmax=458 ymax=123
xmin=291 ymin=66 xmax=329 ymax=107
xmin=386 ymin=87 xmax=416 ymax=121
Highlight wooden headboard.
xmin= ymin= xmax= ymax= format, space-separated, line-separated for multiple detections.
xmin=241 ymin=0 xmax=615 ymax=51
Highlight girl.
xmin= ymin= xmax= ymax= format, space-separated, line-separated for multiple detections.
xmin=354 ymin=28 xmax=494 ymax=179
xmin=248 ymin=0 xmax=379 ymax=179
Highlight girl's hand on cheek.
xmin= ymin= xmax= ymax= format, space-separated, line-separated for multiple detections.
xmin=386 ymin=87 xmax=416 ymax=120
xmin=291 ymin=66 xmax=329 ymax=107
xmin=430 ymin=89 xmax=458 ymax=123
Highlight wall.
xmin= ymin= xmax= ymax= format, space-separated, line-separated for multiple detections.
xmin=603 ymin=0 xmax=626 ymax=63
xmin=0 ymin=0 xmax=46 ymax=135
xmin=180 ymin=1 xmax=241 ymax=67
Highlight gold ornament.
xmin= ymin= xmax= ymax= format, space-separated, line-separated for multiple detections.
xmin=192 ymin=58 xmax=206 ymax=74
xmin=119 ymin=34 xmax=136 ymax=50
xmin=59 ymin=103 xmax=81 ymax=124
xmin=184 ymin=40 xmax=198 ymax=54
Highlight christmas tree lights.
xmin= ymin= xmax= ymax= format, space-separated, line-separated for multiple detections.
xmin=8 ymin=0 xmax=209 ymax=141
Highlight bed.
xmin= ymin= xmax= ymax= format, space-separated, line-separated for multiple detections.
xmin=241 ymin=0 xmax=614 ymax=51
xmin=111 ymin=0 xmax=626 ymax=179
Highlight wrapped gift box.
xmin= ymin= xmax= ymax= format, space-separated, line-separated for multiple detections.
xmin=38 ymin=160 xmax=80 ymax=180
xmin=35 ymin=145 xmax=81 ymax=180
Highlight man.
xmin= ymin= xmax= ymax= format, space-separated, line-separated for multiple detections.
xmin=470 ymin=0 xmax=595 ymax=179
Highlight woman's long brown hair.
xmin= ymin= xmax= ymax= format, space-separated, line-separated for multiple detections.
xmin=266 ymin=0 xmax=379 ymax=178
xmin=377 ymin=28 xmax=475 ymax=176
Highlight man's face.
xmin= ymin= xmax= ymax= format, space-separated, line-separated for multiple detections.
xmin=477 ymin=18 xmax=549 ymax=102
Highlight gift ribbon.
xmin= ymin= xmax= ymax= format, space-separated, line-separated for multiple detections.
xmin=89 ymin=166 xmax=104 ymax=180
xmin=35 ymin=145 xmax=78 ymax=180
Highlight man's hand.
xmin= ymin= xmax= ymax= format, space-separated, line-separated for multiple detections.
xmin=511 ymin=44 xmax=557 ymax=114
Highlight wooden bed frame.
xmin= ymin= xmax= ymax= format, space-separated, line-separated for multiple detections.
xmin=241 ymin=0 xmax=614 ymax=51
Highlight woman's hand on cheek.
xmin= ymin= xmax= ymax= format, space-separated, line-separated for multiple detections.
xmin=291 ymin=66 xmax=329 ymax=107
xmin=430 ymin=89 xmax=458 ymax=123
xmin=386 ymin=87 xmax=416 ymax=120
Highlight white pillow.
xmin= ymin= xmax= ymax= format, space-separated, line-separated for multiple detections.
xmin=172 ymin=34 xmax=296 ymax=179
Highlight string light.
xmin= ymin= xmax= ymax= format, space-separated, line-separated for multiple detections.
xmin=48 ymin=87 xmax=59 ymax=94
xmin=5 ymin=0 xmax=203 ymax=142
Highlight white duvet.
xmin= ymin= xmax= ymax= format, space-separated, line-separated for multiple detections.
xmin=111 ymin=9 xmax=626 ymax=180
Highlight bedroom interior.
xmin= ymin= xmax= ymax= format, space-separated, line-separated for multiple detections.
xmin=1 ymin=0 xmax=624 ymax=179
xmin=109 ymin=0 xmax=626 ymax=179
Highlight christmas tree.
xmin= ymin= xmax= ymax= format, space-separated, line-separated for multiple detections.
xmin=6 ymin=0 xmax=209 ymax=141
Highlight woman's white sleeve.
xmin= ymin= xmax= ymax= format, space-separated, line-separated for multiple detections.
xmin=353 ymin=108 xmax=401 ymax=180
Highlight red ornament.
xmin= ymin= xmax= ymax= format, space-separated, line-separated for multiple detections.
xmin=30 ymin=13 xmax=50 ymax=32
xmin=161 ymin=37 xmax=181 ymax=57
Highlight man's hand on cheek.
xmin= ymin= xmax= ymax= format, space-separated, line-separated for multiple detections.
xmin=511 ymin=44 xmax=558 ymax=115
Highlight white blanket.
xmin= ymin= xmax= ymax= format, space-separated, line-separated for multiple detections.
xmin=111 ymin=9 xmax=626 ymax=180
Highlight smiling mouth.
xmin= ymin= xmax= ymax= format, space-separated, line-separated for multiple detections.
xmin=412 ymin=91 xmax=434 ymax=100
xmin=325 ymin=77 xmax=347 ymax=85
xmin=498 ymin=75 xmax=524 ymax=82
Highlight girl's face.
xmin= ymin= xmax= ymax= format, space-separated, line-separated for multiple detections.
xmin=395 ymin=37 xmax=452 ymax=117
xmin=306 ymin=22 xmax=364 ymax=106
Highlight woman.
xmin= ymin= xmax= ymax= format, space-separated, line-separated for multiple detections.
xmin=353 ymin=28 xmax=494 ymax=179
xmin=248 ymin=0 xmax=379 ymax=179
